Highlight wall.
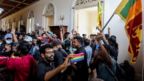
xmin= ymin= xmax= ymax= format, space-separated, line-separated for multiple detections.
xmin=76 ymin=9 xmax=89 ymax=35
xmin=103 ymin=0 xmax=129 ymax=64
xmin=88 ymin=10 xmax=97 ymax=34
xmin=104 ymin=0 xmax=144 ymax=80
xmin=0 ymin=0 xmax=73 ymax=31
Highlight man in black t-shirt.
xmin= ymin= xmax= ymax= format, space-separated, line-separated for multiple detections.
xmin=71 ymin=36 xmax=88 ymax=81
xmin=38 ymin=44 xmax=71 ymax=81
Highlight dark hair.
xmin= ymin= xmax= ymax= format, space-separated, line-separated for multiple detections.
xmin=40 ymin=44 xmax=53 ymax=54
xmin=51 ymin=40 xmax=62 ymax=47
xmin=64 ymin=32 xmax=70 ymax=39
xmin=0 ymin=36 xmax=3 ymax=40
xmin=108 ymin=36 xmax=118 ymax=49
xmin=104 ymin=34 xmax=109 ymax=40
xmin=84 ymin=39 xmax=90 ymax=46
xmin=82 ymin=34 xmax=86 ymax=37
xmin=18 ymin=41 xmax=31 ymax=55
xmin=73 ymin=36 xmax=84 ymax=45
xmin=41 ymin=33 xmax=46 ymax=36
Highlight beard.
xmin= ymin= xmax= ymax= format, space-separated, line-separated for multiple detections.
xmin=45 ymin=55 xmax=54 ymax=62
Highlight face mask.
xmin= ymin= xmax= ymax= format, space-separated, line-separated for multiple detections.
xmin=0 ymin=42 xmax=2 ymax=45
xmin=6 ymin=40 xmax=12 ymax=44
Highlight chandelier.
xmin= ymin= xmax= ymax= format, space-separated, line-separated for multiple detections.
xmin=0 ymin=8 xmax=4 ymax=14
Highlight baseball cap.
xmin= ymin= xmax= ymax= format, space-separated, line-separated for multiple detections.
xmin=4 ymin=33 xmax=12 ymax=39
xmin=24 ymin=36 xmax=32 ymax=42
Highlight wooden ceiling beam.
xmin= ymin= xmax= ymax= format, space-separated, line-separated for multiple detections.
xmin=0 ymin=0 xmax=39 ymax=18
xmin=10 ymin=0 xmax=29 ymax=6
xmin=0 ymin=3 xmax=21 ymax=9
xmin=0 ymin=0 xmax=27 ymax=18
xmin=0 ymin=0 xmax=4 ymax=3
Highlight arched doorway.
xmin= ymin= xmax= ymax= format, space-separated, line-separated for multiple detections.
xmin=43 ymin=3 xmax=55 ymax=31
xmin=73 ymin=0 xmax=103 ymax=36
xmin=19 ymin=16 xmax=26 ymax=33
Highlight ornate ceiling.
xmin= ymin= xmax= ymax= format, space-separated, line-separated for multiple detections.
xmin=0 ymin=0 xmax=39 ymax=19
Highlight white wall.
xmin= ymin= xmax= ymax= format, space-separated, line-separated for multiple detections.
xmin=103 ymin=0 xmax=129 ymax=63
xmin=104 ymin=0 xmax=144 ymax=79
xmin=88 ymin=11 xmax=97 ymax=34
xmin=0 ymin=0 xmax=73 ymax=31
xmin=77 ymin=10 xmax=89 ymax=35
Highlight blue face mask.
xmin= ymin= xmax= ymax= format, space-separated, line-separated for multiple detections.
xmin=6 ymin=40 xmax=12 ymax=44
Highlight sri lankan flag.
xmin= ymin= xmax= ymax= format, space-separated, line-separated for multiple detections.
xmin=115 ymin=0 xmax=142 ymax=63
xmin=97 ymin=0 xmax=103 ymax=28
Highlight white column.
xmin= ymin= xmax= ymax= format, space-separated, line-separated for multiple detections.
xmin=18 ymin=21 xmax=20 ymax=32
xmin=26 ymin=19 xmax=29 ymax=33
xmin=32 ymin=18 xmax=35 ymax=32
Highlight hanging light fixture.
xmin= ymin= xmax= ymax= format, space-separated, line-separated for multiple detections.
xmin=0 ymin=8 xmax=4 ymax=14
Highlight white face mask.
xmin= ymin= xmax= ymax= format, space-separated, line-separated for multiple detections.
xmin=6 ymin=40 xmax=12 ymax=44
xmin=0 ymin=42 xmax=2 ymax=45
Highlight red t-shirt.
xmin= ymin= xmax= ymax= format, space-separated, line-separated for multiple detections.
xmin=0 ymin=54 xmax=36 ymax=81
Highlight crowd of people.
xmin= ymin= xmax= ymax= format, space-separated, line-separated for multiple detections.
xmin=0 ymin=28 xmax=136 ymax=81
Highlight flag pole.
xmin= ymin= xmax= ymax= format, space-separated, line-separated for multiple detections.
xmin=102 ymin=12 xmax=115 ymax=32
xmin=101 ymin=0 xmax=122 ymax=32
xmin=142 ymin=40 xmax=144 ymax=81
xmin=142 ymin=22 xmax=144 ymax=81
xmin=102 ymin=0 xmax=104 ymax=29
xmin=142 ymin=53 xmax=144 ymax=81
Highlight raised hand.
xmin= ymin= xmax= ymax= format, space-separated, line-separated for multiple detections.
xmin=60 ymin=54 xmax=73 ymax=72
xmin=11 ymin=29 xmax=16 ymax=34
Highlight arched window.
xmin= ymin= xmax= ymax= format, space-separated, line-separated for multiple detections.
xmin=18 ymin=16 xmax=26 ymax=33
xmin=43 ymin=3 xmax=55 ymax=31
xmin=27 ymin=11 xmax=34 ymax=33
